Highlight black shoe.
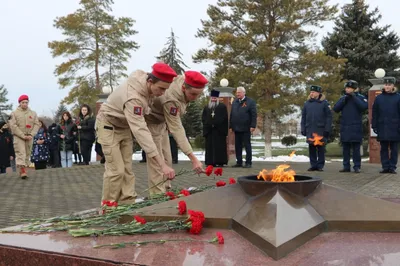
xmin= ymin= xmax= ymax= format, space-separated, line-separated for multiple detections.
xmin=232 ymin=164 xmax=243 ymax=168
xmin=139 ymin=160 xmax=146 ymax=163
xmin=380 ymin=169 xmax=390 ymax=174
xmin=354 ymin=168 xmax=361 ymax=173
xmin=243 ymin=164 xmax=252 ymax=168
xmin=307 ymin=167 xmax=316 ymax=171
xmin=316 ymin=168 xmax=324 ymax=172
xmin=172 ymin=160 xmax=178 ymax=164
xmin=389 ymin=169 xmax=397 ymax=174
xmin=339 ymin=169 xmax=351 ymax=173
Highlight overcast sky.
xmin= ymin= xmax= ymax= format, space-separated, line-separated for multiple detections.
xmin=0 ymin=0 xmax=398 ymax=117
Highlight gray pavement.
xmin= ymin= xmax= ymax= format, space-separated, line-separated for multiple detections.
xmin=0 ymin=160 xmax=398 ymax=229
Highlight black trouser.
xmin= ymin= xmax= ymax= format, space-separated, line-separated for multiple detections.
xmin=50 ymin=148 xmax=61 ymax=168
xmin=34 ymin=161 xmax=47 ymax=170
xmin=170 ymin=136 xmax=178 ymax=163
xmin=342 ymin=142 xmax=361 ymax=170
xmin=80 ymin=140 xmax=93 ymax=165
xmin=235 ymin=131 xmax=252 ymax=165
xmin=309 ymin=144 xmax=325 ymax=169
xmin=0 ymin=166 xmax=6 ymax=174
xmin=141 ymin=150 xmax=146 ymax=162
xmin=380 ymin=141 xmax=398 ymax=170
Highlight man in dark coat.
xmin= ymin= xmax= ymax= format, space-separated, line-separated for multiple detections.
xmin=301 ymin=85 xmax=332 ymax=171
xmin=48 ymin=123 xmax=60 ymax=168
xmin=372 ymin=77 xmax=400 ymax=174
xmin=229 ymin=87 xmax=257 ymax=168
xmin=202 ymin=90 xmax=229 ymax=166
xmin=0 ymin=121 xmax=15 ymax=174
xmin=333 ymin=80 xmax=368 ymax=173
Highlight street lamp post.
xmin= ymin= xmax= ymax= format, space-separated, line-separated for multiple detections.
xmin=212 ymin=78 xmax=236 ymax=162
xmin=367 ymin=68 xmax=386 ymax=163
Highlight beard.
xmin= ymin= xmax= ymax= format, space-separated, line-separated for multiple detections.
xmin=208 ymin=100 xmax=219 ymax=109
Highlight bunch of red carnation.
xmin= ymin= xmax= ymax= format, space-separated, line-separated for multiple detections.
xmin=187 ymin=210 xmax=205 ymax=234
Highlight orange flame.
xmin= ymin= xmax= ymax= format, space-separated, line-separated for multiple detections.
xmin=308 ymin=133 xmax=324 ymax=146
xmin=289 ymin=150 xmax=296 ymax=158
xmin=257 ymin=164 xmax=296 ymax=182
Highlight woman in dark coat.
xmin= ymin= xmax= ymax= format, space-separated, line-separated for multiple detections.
xmin=57 ymin=111 xmax=77 ymax=168
xmin=31 ymin=120 xmax=50 ymax=170
xmin=0 ymin=121 xmax=15 ymax=174
xmin=77 ymin=104 xmax=96 ymax=165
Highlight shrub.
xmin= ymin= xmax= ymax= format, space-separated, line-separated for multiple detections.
xmin=281 ymin=135 xmax=297 ymax=147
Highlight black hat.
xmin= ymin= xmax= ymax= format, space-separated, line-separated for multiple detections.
xmin=344 ymin=80 xmax=358 ymax=89
xmin=383 ymin=77 xmax=396 ymax=84
xmin=210 ymin=90 xmax=220 ymax=97
xmin=310 ymin=85 xmax=322 ymax=93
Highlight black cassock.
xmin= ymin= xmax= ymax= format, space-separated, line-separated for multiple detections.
xmin=202 ymin=103 xmax=229 ymax=166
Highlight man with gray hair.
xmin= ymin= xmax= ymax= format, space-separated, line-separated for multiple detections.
xmin=229 ymin=86 xmax=257 ymax=168
xmin=202 ymin=89 xmax=228 ymax=166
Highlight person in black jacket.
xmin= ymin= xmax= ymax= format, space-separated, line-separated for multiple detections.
xmin=0 ymin=121 xmax=15 ymax=174
xmin=229 ymin=86 xmax=257 ymax=168
xmin=57 ymin=111 xmax=77 ymax=168
xmin=77 ymin=104 xmax=96 ymax=165
xmin=333 ymin=80 xmax=368 ymax=173
xmin=301 ymin=85 xmax=332 ymax=171
xmin=372 ymin=77 xmax=400 ymax=174
xmin=48 ymin=123 xmax=61 ymax=168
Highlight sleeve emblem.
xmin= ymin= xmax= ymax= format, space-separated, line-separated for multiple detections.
xmin=133 ymin=106 xmax=142 ymax=116
xmin=170 ymin=107 xmax=178 ymax=116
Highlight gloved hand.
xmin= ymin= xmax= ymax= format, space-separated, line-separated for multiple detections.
xmin=373 ymin=128 xmax=378 ymax=134
xmin=323 ymin=131 xmax=330 ymax=138
xmin=301 ymin=131 xmax=306 ymax=136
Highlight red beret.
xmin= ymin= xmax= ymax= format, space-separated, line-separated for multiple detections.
xmin=151 ymin=63 xmax=177 ymax=83
xmin=18 ymin=94 xmax=29 ymax=103
xmin=184 ymin=71 xmax=208 ymax=88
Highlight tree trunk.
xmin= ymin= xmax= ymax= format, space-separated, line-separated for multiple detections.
xmin=263 ymin=111 xmax=273 ymax=158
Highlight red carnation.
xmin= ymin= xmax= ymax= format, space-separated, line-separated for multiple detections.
xmin=165 ymin=191 xmax=176 ymax=200
xmin=205 ymin=165 xmax=213 ymax=176
xmin=29 ymin=116 xmax=32 ymax=119
xmin=178 ymin=200 xmax=187 ymax=215
xmin=180 ymin=189 xmax=190 ymax=196
xmin=26 ymin=125 xmax=32 ymax=129
xmin=216 ymin=232 xmax=224 ymax=244
xmin=214 ymin=168 xmax=223 ymax=176
xmin=189 ymin=220 xmax=203 ymax=234
xmin=187 ymin=210 xmax=205 ymax=234
xmin=216 ymin=181 xmax=226 ymax=187
xmin=61 ymin=126 xmax=66 ymax=130
xmin=134 ymin=215 xmax=147 ymax=224
xmin=101 ymin=200 xmax=118 ymax=207
xmin=229 ymin=177 xmax=236 ymax=184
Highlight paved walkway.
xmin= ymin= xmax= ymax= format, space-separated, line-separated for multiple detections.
xmin=0 ymin=160 xmax=399 ymax=229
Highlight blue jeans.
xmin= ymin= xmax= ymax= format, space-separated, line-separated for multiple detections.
xmin=60 ymin=150 xmax=73 ymax=168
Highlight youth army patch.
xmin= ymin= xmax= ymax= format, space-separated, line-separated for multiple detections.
xmin=133 ymin=106 xmax=142 ymax=115
xmin=170 ymin=107 xmax=178 ymax=116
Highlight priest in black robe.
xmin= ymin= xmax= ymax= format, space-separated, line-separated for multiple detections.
xmin=202 ymin=90 xmax=229 ymax=166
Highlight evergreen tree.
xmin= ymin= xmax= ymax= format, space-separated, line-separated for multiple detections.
xmin=193 ymin=0 xmax=345 ymax=157
xmin=322 ymin=0 xmax=400 ymax=89
xmin=156 ymin=29 xmax=188 ymax=74
xmin=54 ymin=103 xmax=69 ymax=122
xmin=182 ymin=101 xmax=203 ymax=138
xmin=0 ymin=85 xmax=12 ymax=111
xmin=48 ymin=0 xmax=139 ymax=106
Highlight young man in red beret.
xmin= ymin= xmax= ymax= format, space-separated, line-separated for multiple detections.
xmin=9 ymin=95 xmax=40 ymax=179
xmin=145 ymin=70 xmax=208 ymax=195
xmin=96 ymin=62 xmax=177 ymax=206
